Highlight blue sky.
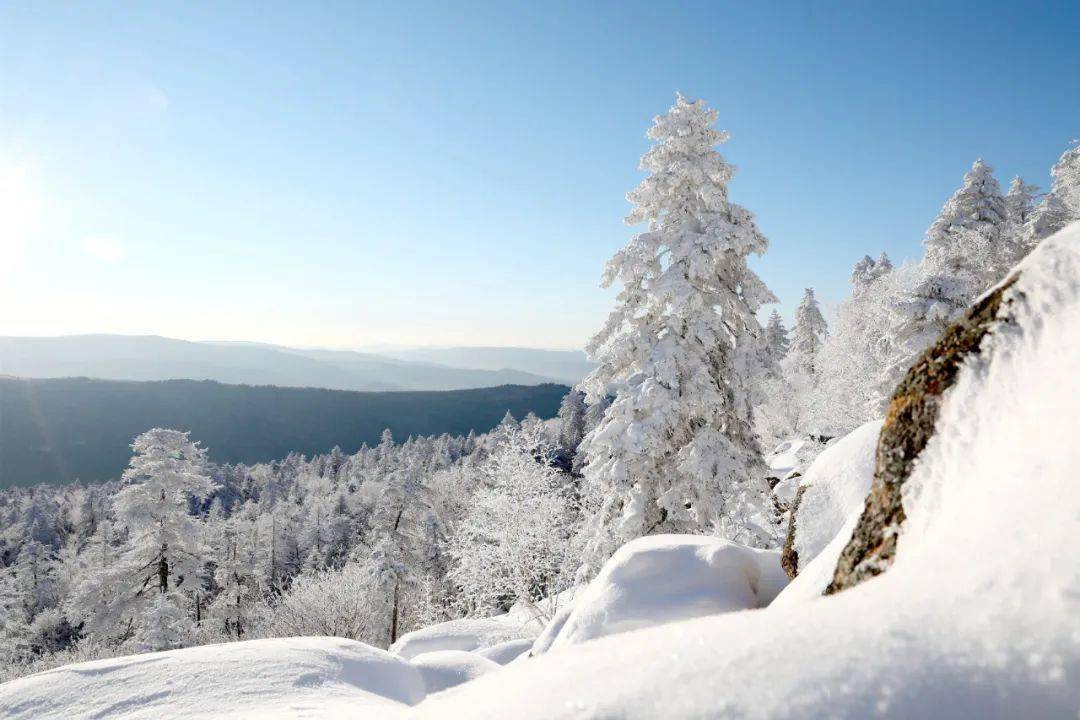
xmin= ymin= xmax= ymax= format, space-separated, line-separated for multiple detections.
xmin=1 ymin=1 xmax=1077 ymax=350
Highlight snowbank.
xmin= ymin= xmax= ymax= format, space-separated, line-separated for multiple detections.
xmin=535 ymin=534 xmax=787 ymax=654
xmin=410 ymin=650 xmax=500 ymax=694
xmin=475 ymin=638 xmax=533 ymax=665
xmin=766 ymin=438 xmax=805 ymax=480
xmin=784 ymin=418 xmax=882 ymax=576
xmin=0 ymin=636 xmax=423 ymax=719
xmin=389 ymin=617 xmax=531 ymax=660
xmin=411 ymin=224 xmax=1080 ymax=717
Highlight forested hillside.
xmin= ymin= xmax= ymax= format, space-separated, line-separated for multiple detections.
xmin=0 ymin=377 xmax=567 ymax=487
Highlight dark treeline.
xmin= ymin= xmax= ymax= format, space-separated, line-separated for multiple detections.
xmin=0 ymin=377 xmax=569 ymax=488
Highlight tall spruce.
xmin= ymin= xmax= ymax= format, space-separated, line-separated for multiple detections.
xmin=577 ymin=94 xmax=779 ymax=579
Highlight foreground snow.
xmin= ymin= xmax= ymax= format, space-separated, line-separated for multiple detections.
xmin=533 ymin=534 xmax=786 ymax=655
xmin=0 ymin=637 xmax=423 ymax=719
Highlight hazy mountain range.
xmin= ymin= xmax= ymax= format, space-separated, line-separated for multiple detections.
xmin=0 ymin=335 xmax=594 ymax=391
xmin=0 ymin=377 xmax=568 ymax=487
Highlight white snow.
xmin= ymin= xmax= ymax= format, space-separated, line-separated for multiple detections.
xmin=389 ymin=617 xmax=531 ymax=660
xmin=475 ymin=638 xmax=533 ymax=665
xmin=766 ymin=438 xmax=805 ymax=479
xmin=410 ymin=224 xmax=1080 ymax=718
xmin=534 ymin=534 xmax=787 ymax=654
xmin=790 ymin=418 xmax=882 ymax=573
xmin=0 ymin=636 xmax=422 ymax=719
xmin=409 ymin=650 xmax=500 ymax=694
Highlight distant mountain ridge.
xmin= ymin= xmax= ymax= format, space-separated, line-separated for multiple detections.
xmin=0 ymin=377 xmax=569 ymax=487
xmin=0 ymin=335 xmax=592 ymax=391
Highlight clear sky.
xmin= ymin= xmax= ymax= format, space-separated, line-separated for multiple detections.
xmin=1 ymin=1 xmax=1077 ymax=350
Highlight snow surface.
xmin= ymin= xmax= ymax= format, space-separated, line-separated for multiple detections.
xmin=0 ymin=636 xmax=423 ymax=719
xmin=535 ymin=534 xmax=787 ymax=654
xmin=409 ymin=650 xmax=500 ymax=694
xmin=389 ymin=617 xmax=531 ymax=660
xmin=790 ymin=418 xmax=882 ymax=573
xmin=411 ymin=224 xmax=1080 ymax=717
xmin=766 ymin=438 xmax=805 ymax=479
xmin=475 ymin=638 xmax=533 ymax=665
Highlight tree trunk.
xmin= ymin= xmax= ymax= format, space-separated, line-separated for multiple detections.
xmin=158 ymin=546 xmax=169 ymax=593
xmin=390 ymin=580 xmax=400 ymax=645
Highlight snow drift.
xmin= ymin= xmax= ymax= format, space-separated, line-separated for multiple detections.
xmin=779 ymin=418 xmax=882 ymax=578
xmin=410 ymin=650 xmax=500 ymax=694
xmin=534 ymin=534 xmax=787 ymax=654
xmin=389 ymin=617 xmax=532 ymax=661
xmin=0 ymin=636 xmax=424 ymax=719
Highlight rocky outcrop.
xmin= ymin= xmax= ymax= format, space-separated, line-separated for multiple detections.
xmin=780 ymin=485 xmax=807 ymax=580
xmin=825 ymin=276 xmax=1019 ymax=595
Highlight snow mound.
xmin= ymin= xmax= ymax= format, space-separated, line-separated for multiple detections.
xmin=412 ymin=223 xmax=1080 ymax=718
xmin=535 ymin=534 xmax=787 ymax=654
xmin=475 ymin=638 xmax=533 ymax=665
xmin=788 ymin=418 xmax=882 ymax=574
xmin=766 ymin=438 xmax=805 ymax=479
xmin=390 ymin=618 xmax=531 ymax=660
xmin=410 ymin=650 xmax=500 ymax=694
xmin=0 ymin=636 xmax=423 ymax=719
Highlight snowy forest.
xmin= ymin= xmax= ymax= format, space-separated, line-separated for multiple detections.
xmin=2 ymin=94 xmax=1079 ymax=714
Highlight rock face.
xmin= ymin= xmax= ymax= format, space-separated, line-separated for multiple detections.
xmin=826 ymin=276 xmax=1018 ymax=594
xmin=780 ymin=485 xmax=807 ymax=580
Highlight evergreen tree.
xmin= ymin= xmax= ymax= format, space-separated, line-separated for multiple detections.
xmin=555 ymin=390 xmax=588 ymax=452
xmin=879 ymin=159 xmax=1008 ymax=398
xmin=764 ymin=310 xmax=790 ymax=360
xmin=104 ymin=430 xmax=215 ymax=641
xmin=790 ymin=288 xmax=828 ymax=374
xmin=1028 ymin=144 xmax=1080 ymax=242
xmin=577 ymin=94 xmax=779 ymax=578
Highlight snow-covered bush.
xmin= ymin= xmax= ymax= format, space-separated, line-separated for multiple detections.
xmin=251 ymin=562 xmax=376 ymax=643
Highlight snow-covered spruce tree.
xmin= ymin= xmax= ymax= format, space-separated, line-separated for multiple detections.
xmin=448 ymin=420 xmax=577 ymax=622
xmin=363 ymin=432 xmax=433 ymax=646
xmin=878 ymin=159 xmax=1008 ymax=400
xmin=764 ymin=310 xmax=790 ymax=361
xmin=556 ymin=389 xmax=588 ymax=454
xmin=790 ymin=288 xmax=828 ymax=375
xmin=1028 ymin=144 xmax=1080 ymax=243
xmin=577 ymin=94 xmax=779 ymax=578
xmin=104 ymin=429 xmax=215 ymax=642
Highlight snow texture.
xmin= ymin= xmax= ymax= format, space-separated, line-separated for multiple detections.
xmin=790 ymin=419 xmax=882 ymax=572
xmin=474 ymin=638 xmax=533 ymax=665
xmin=389 ymin=617 xmax=531 ymax=661
xmin=0 ymin=636 xmax=423 ymax=719
xmin=536 ymin=534 xmax=787 ymax=654
xmin=409 ymin=650 xmax=500 ymax=694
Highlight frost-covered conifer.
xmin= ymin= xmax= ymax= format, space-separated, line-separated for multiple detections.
xmin=879 ymin=160 xmax=1009 ymax=399
xmin=1028 ymin=144 xmax=1080 ymax=242
xmin=448 ymin=420 xmax=576 ymax=620
xmin=556 ymin=390 xmax=588 ymax=452
xmin=790 ymin=288 xmax=828 ymax=374
xmin=764 ymin=310 xmax=790 ymax=361
xmin=84 ymin=429 xmax=217 ymax=642
xmin=577 ymin=94 xmax=779 ymax=578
